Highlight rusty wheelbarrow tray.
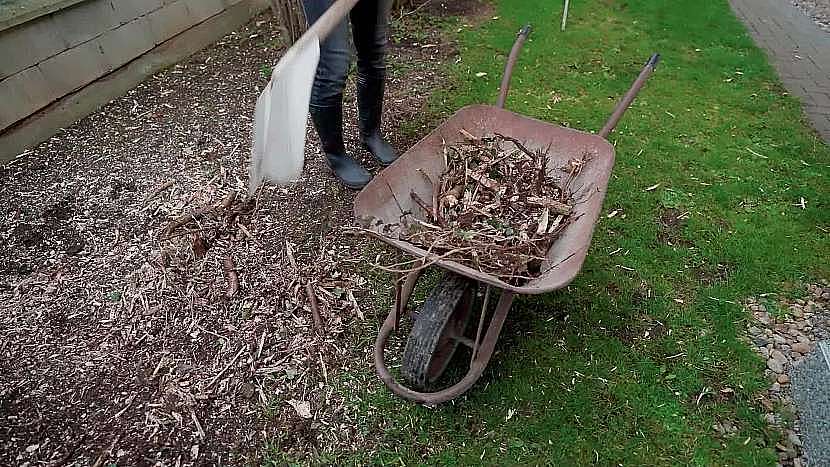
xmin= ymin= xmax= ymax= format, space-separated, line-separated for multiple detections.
xmin=354 ymin=25 xmax=660 ymax=405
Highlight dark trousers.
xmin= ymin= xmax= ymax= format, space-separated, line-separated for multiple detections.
xmin=301 ymin=0 xmax=391 ymax=108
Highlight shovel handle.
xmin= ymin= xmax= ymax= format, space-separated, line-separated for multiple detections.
xmin=300 ymin=0 xmax=360 ymax=44
xmin=268 ymin=0 xmax=360 ymax=80
xmin=274 ymin=0 xmax=359 ymax=68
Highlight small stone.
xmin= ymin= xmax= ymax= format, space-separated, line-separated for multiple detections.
xmin=748 ymin=326 xmax=764 ymax=336
xmin=757 ymin=312 xmax=771 ymax=324
xmin=758 ymin=347 xmax=770 ymax=359
xmin=765 ymin=413 xmax=777 ymax=424
xmin=767 ymin=357 xmax=785 ymax=373
xmin=777 ymin=374 xmax=790 ymax=384
xmin=794 ymin=457 xmax=803 ymax=467
xmin=791 ymin=308 xmax=803 ymax=318
xmin=791 ymin=351 xmax=802 ymax=359
xmin=780 ymin=344 xmax=791 ymax=351
xmin=754 ymin=336 xmax=770 ymax=347
xmin=822 ymin=292 xmax=830 ymax=300
xmin=770 ymin=382 xmax=781 ymax=392
xmin=788 ymin=432 xmax=802 ymax=447
xmin=773 ymin=334 xmax=787 ymax=345
xmin=792 ymin=342 xmax=811 ymax=354
xmin=795 ymin=299 xmax=805 ymax=305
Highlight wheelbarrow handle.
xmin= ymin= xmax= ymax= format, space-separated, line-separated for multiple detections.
xmin=598 ymin=53 xmax=661 ymax=139
xmin=496 ymin=24 xmax=533 ymax=109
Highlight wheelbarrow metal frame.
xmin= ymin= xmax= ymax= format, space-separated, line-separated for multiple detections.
xmin=356 ymin=25 xmax=660 ymax=405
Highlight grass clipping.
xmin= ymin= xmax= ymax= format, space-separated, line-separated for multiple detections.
xmin=385 ymin=132 xmax=586 ymax=286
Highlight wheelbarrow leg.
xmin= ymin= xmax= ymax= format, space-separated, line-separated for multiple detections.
xmin=392 ymin=270 xmax=423 ymax=331
xmin=374 ymin=279 xmax=515 ymax=405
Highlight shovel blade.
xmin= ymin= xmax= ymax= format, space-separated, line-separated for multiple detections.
xmin=249 ymin=36 xmax=321 ymax=195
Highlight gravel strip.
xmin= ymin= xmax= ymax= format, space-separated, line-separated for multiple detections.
xmin=791 ymin=342 xmax=830 ymax=467
xmin=745 ymin=281 xmax=830 ymax=467
xmin=791 ymin=0 xmax=830 ymax=31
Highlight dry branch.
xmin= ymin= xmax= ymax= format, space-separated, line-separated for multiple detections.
xmin=268 ymin=0 xmax=307 ymax=44
xmin=164 ymin=191 xmax=237 ymax=236
xmin=370 ymin=134 xmax=583 ymax=285
xmin=144 ymin=179 xmax=174 ymax=204
xmin=305 ymin=282 xmax=323 ymax=330
xmin=527 ymin=197 xmax=573 ymax=215
xmin=223 ymin=255 xmax=239 ymax=298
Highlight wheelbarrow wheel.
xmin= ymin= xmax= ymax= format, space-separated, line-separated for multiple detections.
xmin=401 ymin=273 xmax=476 ymax=390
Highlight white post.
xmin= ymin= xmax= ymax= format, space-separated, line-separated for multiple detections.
xmin=561 ymin=0 xmax=570 ymax=31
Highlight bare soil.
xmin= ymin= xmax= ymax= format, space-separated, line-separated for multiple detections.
xmin=422 ymin=0 xmax=491 ymax=17
xmin=0 ymin=8 xmax=461 ymax=465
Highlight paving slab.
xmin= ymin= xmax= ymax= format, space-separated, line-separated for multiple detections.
xmin=730 ymin=0 xmax=830 ymax=142
xmin=791 ymin=341 xmax=830 ymax=467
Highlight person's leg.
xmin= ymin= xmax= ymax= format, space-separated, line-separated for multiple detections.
xmin=350 ymin=0 xmax=398 ymax=166
xmin=302 ymin=0 xmax=370 ymax=189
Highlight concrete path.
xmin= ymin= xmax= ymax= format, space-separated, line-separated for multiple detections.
xmin=730 ymin=0 xmax=830 ymax=142
xmin=792 ymin=341 xmax=830 ymax=467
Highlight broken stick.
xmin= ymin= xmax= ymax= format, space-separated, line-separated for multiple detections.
xmin=305 ymin=282 xmax=323 ymax=330
xmin=223 ymin=255 xmax=239 ymax=298
xmin=164 ymin=191 xmax=237 ymax=235
xmin=144 ymin=179 xmax=174 ymax=204
xmin=527 ymin=196 xmax=573 ymax=215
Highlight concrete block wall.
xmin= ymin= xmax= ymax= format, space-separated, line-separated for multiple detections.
xmin=0 ymin=0 xmax=258 ymax=133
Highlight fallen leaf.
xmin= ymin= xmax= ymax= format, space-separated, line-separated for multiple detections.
xmin=644 ymin=183 xmax=661 ymax=192
xmin=475 ymin=72 xmax=488 ymax=77
xmin=287 ymin=399 xmax=312 ymax=419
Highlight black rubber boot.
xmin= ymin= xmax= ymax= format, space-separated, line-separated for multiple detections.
xmin=309 ymin=103 xmax=371 ymax=190
xmin=357 ymin=75 xmax=398 ymax=166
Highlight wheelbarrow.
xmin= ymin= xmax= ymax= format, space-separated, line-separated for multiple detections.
xmin=354 ymin=25 xmax=660 ymax=405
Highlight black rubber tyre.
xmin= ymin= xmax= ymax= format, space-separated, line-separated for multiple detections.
xmin=401 ymin=273 xmax=475 ymax=390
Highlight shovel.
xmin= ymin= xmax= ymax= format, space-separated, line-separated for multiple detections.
xmin=249 ymin=0 xmax=360 ymax=196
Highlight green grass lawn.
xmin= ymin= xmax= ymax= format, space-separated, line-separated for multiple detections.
xmin=278 ymin=0 xmax=829 ymax=465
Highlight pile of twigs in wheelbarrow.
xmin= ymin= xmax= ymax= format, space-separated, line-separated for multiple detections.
xmin=400 ymin=132 xmax=587 ymax=285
